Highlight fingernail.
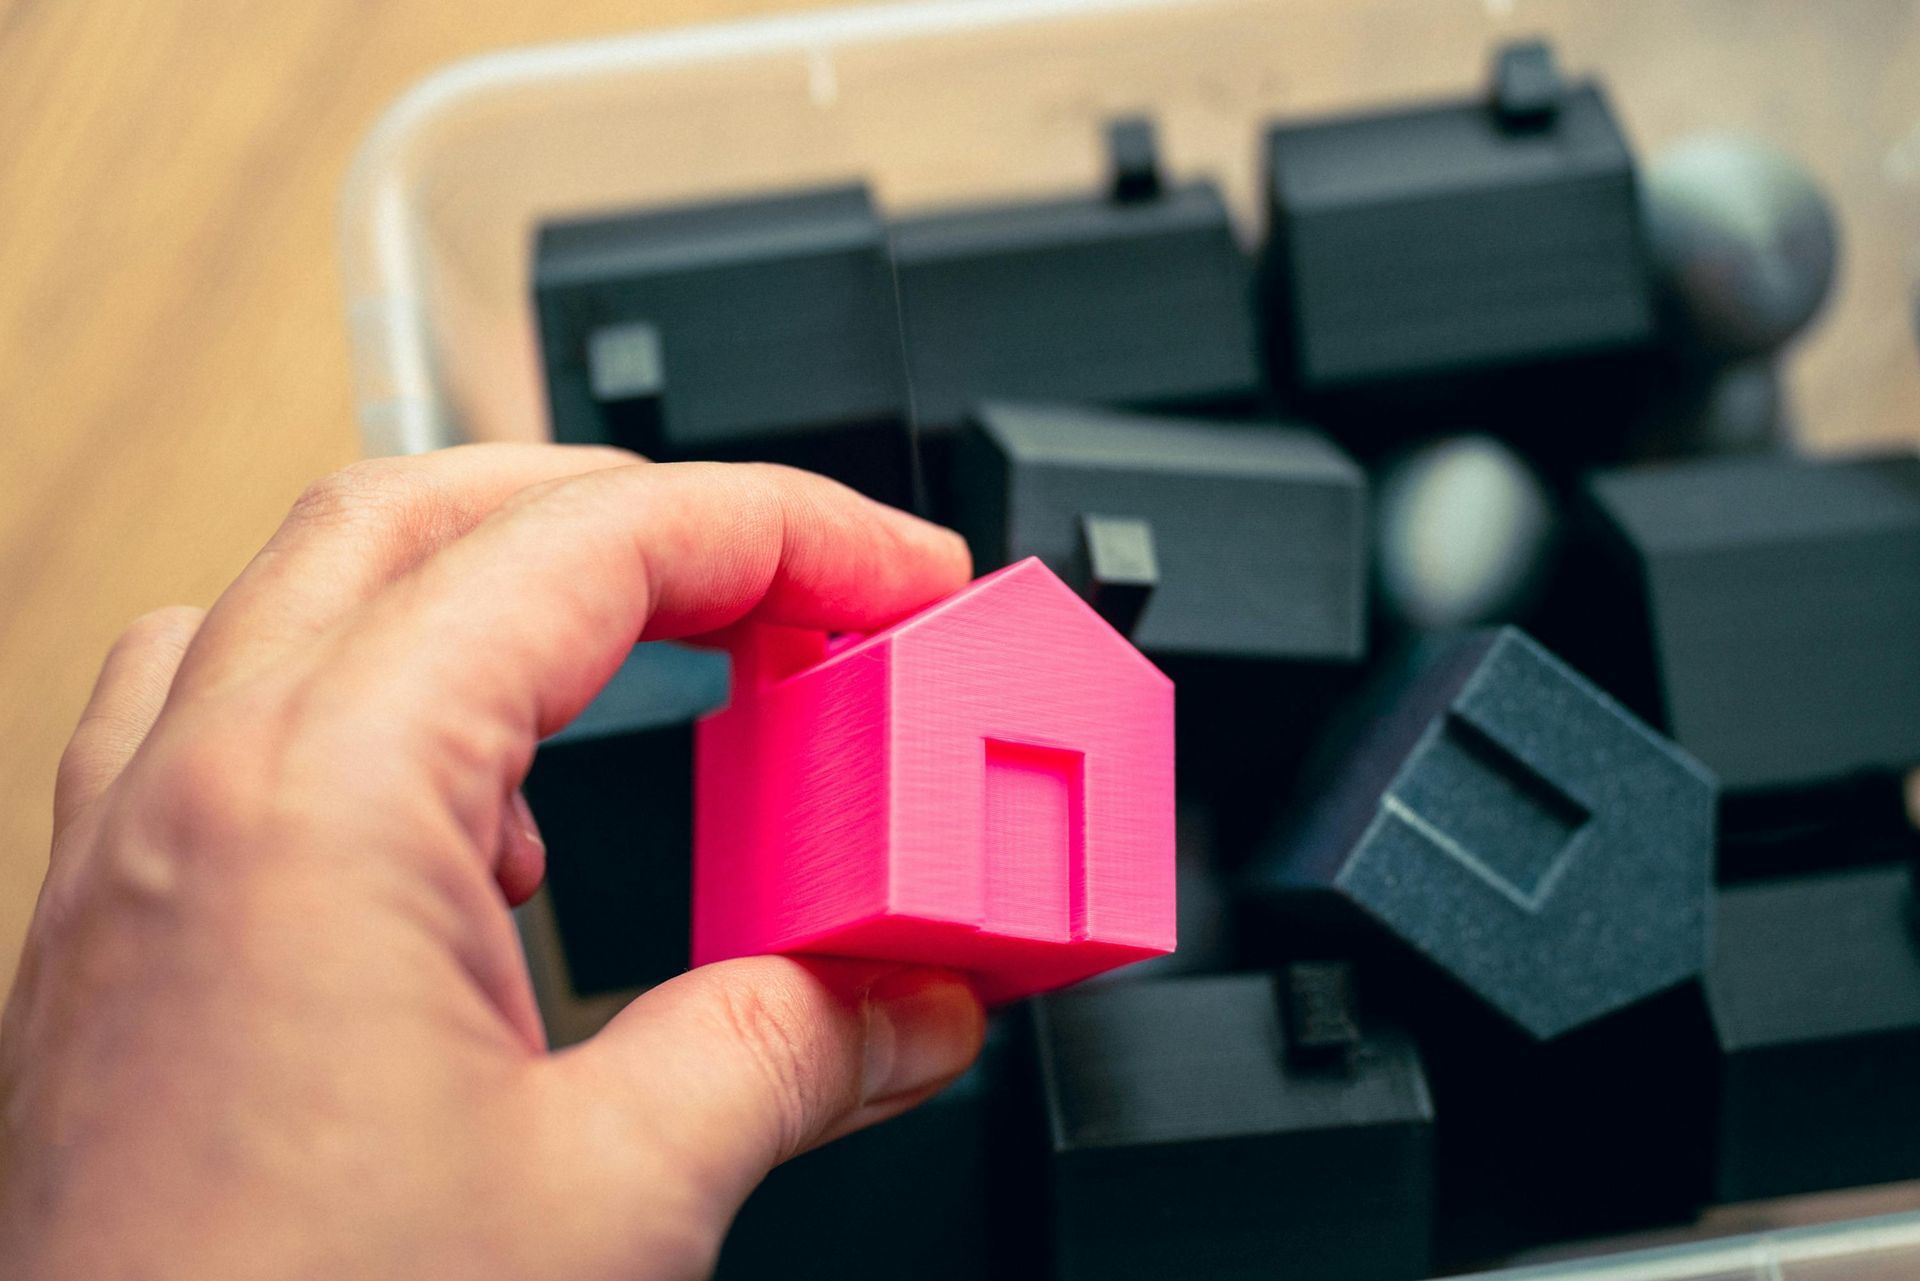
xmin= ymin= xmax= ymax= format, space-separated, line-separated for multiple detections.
xmin=861 ymin=969 xmax=984 ymax=1104
xmin=510 ymin=789 xmax=544 ymax=852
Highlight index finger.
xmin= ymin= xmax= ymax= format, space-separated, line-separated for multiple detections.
xmin=177 ymin=443 xmax=640 ymax=699
xmin=326 ymin=461 xmax=970 ymax=831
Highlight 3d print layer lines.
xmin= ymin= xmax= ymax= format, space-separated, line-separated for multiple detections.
xmin=692 ymin=558 xmax=1176 ymax=1001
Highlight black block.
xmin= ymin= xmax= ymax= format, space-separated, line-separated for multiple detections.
xmin=1707 ymin=866 xmax=1920 ymax=1203
xmin=1490 ymin=40 xmax=1562 ymax=129
xmin=955 ymin=403 xmax=1367 ymax=663
xmin=1030 ymin=972 xmax=1433 ymax=1281
xmin=1159 ymin=655 xmax=1367 ymax=867
xmin=1245 ymin=627 xmax=1716 ymax=1040
xmin=534 ymin=184 xmax=912 ymax=503
xmin=1578 ymin=451 xmax=1920 ymax=796
xmin=1161 ymin=798 xmax=1238 ymax=977
xmin=1260 ymin=42 xmax=1655 ymax=406
xmin=522 ymin=643 xmax=728 ymax=998
xmin=1282 ymin=961 xmax=1362 ymax=1072
xmin=1087 ymin=796 xmax=1239 ymax=987
xmin=894 ymin=140 xmax=1262 ymax=435
xmin=1717 ymin=773 xmax=1920 ymax=884
xmin=1421 ymin=982 xmax=1718 ymax=1265
xmin=1106 ymin=116 xmax=1163 ymax=203
xmin=716 ymin=1058 xmax=997 ymax=1281
xmin=1624 ymin=357 xmax=1788 ymax=463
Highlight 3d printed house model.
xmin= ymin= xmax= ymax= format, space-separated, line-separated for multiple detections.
xmin=692 ymin=557 xmax=1176 ymax=1002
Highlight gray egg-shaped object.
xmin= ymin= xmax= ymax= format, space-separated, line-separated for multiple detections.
xmin=1376 ymin=435 xmax=1555 ymax=631
xmin=1644 ymin=134 xmax=1840 ymax=359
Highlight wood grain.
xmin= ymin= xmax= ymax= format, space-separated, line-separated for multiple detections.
xmin=2 ymin=0 xmax=1917 ymax=1011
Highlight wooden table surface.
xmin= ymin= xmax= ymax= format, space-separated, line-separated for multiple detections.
xmin=0 ymin=0 xmax=831 ymax=994
xmin=2 ymin=0 xmax=1917 ymax=1008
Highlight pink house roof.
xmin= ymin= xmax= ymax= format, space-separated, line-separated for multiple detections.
xmin=752 ymin=557 xmax=1170 ymax=694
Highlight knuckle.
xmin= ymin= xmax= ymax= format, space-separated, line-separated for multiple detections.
xmin=140 ymin=721 xmax=274 ymax=850
xmin=285 ymin=458 xmax=430 ymax=535
xmin=93 ymin=605 xmax=204 ymax=685
xmin=731 ymin=462 xmax=824 ymax=521
xmin=57 ymin=727 xmax=264 ymax=916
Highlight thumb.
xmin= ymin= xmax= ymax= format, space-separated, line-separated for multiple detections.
xmin=553 ymin=955 xmax=984 ymax=1228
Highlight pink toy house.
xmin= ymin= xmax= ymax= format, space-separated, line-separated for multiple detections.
xmin=693 ymin=557 xmax=1175 ymax=1001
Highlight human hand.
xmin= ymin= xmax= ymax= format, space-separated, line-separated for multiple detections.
xmin=0 ymin=446 xmax=986 ymax=1280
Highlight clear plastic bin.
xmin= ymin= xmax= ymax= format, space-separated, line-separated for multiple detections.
xmin=336 ymin=2 xmax=1920 ymax=1276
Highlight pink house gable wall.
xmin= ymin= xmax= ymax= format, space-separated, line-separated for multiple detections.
xmin=886 ymin=560 xmax=1175 ymax=955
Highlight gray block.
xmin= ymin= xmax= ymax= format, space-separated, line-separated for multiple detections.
xmin=717 ymin=1060 xmax=996 ymax=1281
xmin=1261 ymin=43 xmax=1655 ymax=397
xmin=1708 ymin=867 xmax=1920 ymax=1202
xmin=955 ymin=402 xmax=1367 ymax=662
xmin=1032 ymin=972 xmax=1434 ymax=1281
xmin=894 ymin=180 xmax=1262 ymax=432
xmin=535 ymin=184 xmax=911 ymax=502
xmin=1490 ymin=40 xmax=1561 ymax=128
xmin=1250 ymin=628 xmax=1717 ymax=1040
xmin=1106 ymin=116 xmax=1163 ymax=203
xmin=1584 ymin=451 xmax=1920 ymax=793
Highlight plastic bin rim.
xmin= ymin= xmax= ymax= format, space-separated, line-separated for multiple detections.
xmin=1445 ymin=1210 xmax=1920 ymax=1280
